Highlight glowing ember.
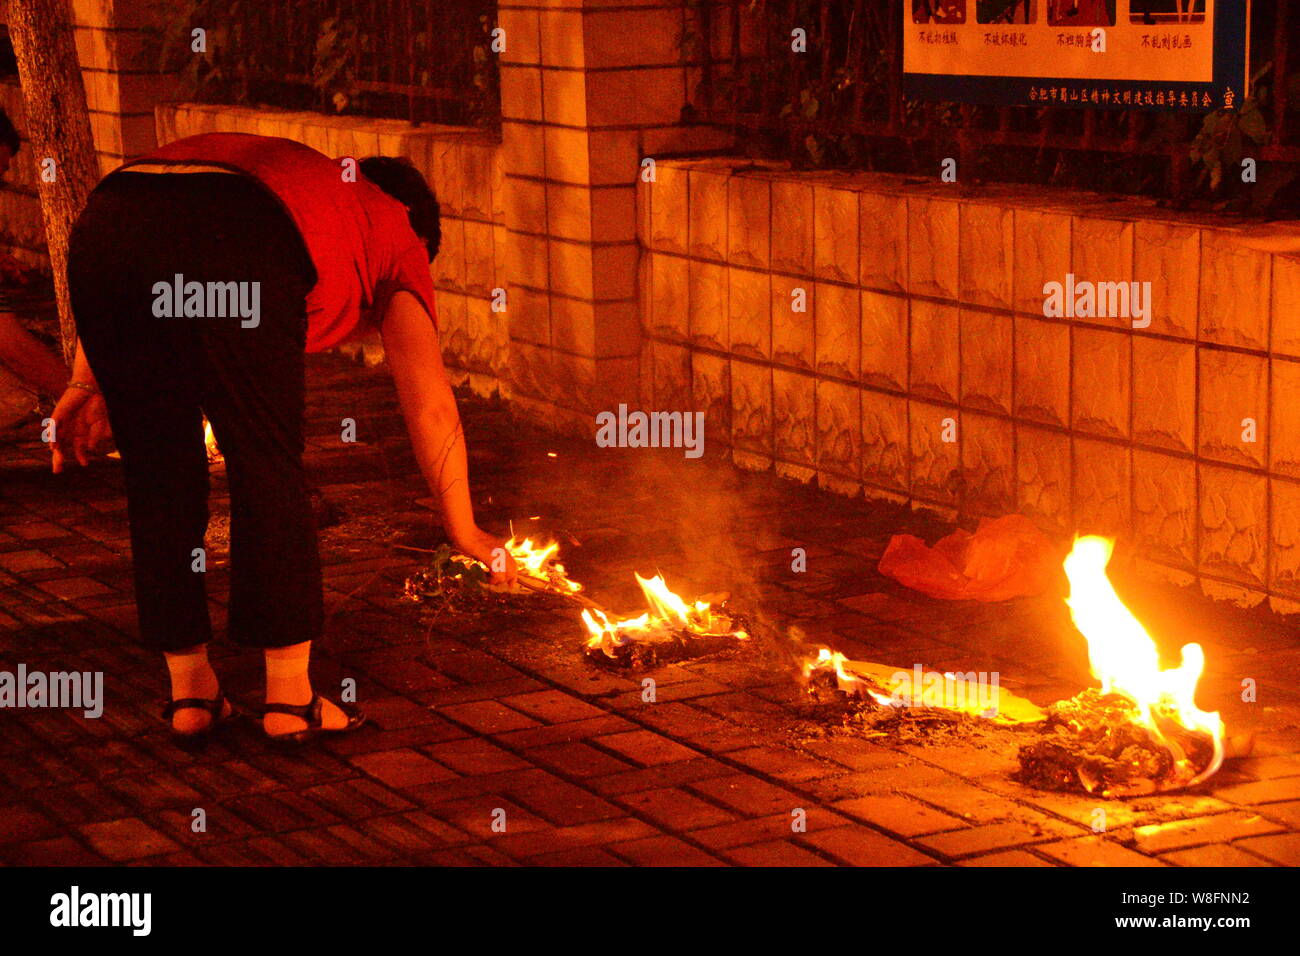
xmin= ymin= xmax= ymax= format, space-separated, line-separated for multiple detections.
xmin=582 ymin=572 xmax=748 ymax=665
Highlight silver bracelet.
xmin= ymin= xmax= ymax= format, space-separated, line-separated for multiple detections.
xmin=66 ymin=381 xmax=100 ymax=395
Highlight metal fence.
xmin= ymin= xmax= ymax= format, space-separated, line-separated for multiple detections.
xmin=686 ymin=0 xmax=1299 ymax=206
xmin=158 ymin=0 xmax=499 ymax=128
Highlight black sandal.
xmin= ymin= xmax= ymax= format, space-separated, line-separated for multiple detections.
xmin=262 ymin=694 xmax=366 ymax=744
xmin=162 ymin=692 xmax=234 ymax=739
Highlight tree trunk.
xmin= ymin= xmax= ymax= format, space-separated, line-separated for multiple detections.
xmin=7 ymin=0 xmax=100 ymax=365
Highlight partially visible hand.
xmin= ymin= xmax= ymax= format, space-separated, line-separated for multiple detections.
xmin=50 ymin=388 xmax=114 ymax=473
xmin=454 ymin=526 xmax=518 ymax=587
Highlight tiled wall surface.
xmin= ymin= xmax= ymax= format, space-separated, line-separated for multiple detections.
xmin=158 ymin=104 xmax=511 ymax=400
xmin=638 ymin=159 xmax=1300 ymax=613
xmin=0 ymin=81 xmax=46 ymax=271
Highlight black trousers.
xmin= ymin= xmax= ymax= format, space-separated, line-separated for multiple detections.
xmin=69 ymin=172 xmax=323 ymax=651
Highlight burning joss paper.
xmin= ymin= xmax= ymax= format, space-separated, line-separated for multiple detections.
xmin=1016 ymin=536 xmax=1225 ymax=797
xmin=453 ymin=536 xmax=582 ymax=593
xmin=583 ymin=573 xmax=749 ymax=668
xmin=802 ymin=649 xmax=898 ymax=707
xmin=499 ymin=537 xmax=583 ymax=593
xmin=404 ymin=534 xmax=580 ymax=612
xmin=801 ymin=648 xmax=1046 ymax=725
xmin=807 ymin=536 xmax=1224 ymax=795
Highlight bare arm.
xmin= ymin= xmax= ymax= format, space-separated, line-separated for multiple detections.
xmin=0 ymin=311 xmax=69 ymax=397
xmin=67 ymin=336 xmax=99 ymax=389
xmin=380 ymin=291 xmax=516 ymax=584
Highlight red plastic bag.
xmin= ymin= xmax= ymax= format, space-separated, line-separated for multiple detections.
xmin=878 ymin=515 xmax=1058 ymax=601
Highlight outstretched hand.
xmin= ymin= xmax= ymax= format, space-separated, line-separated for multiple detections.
xmin=454 ymin=526 xmax=519 ymax=588
xmin=50 ymin=387 xmax=114 ymax=472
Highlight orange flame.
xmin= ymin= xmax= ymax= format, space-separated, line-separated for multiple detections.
xmin=582 ymin=572 xmax=748 ymax=657
xmin=801 ymin=648 xmax=894 ymax=706
xmin=456 ymin=535 xmax=582 ymax=592
xmin=1064 ymin=536 xmax=1224 ymax=786
xmin=203 ymin=418 xmax=223 ymax=464
xmin=505 ymin=536 xmax=582 ymax=592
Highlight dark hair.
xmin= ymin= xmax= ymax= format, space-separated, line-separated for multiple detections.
xmin=0 ymin=108 xmax=19 ymax=157
xmin=359 ymin=156 xmax=439 ymax=262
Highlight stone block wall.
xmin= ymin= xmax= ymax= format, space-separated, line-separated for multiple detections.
xmin=638 ymin=159 xmax=1300 ymax=613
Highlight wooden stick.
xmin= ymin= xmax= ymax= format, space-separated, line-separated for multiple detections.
xmin=515 ymin=574 xmax=612 ymax=615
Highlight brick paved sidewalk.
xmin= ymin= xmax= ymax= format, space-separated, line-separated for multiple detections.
xmin=2 ymin=355 xmax=1298 ymax=867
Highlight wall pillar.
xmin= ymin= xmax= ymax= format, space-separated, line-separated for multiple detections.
xmin=71 ymin=0 xmax=178 ymax=175
xmin=496 ymin=0 xmax=730 ymax=432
